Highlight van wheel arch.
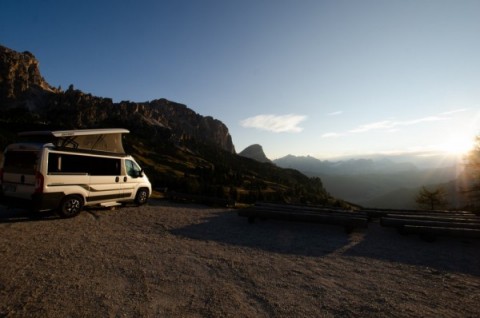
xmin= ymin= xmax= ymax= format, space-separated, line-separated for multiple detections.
xmin=135 ymin=188 xmax=149 ymax=206
xmin=58 ymin=195 xmax=84 ymax=218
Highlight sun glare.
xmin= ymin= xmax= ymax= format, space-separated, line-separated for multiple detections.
xmin=439 ymin=134 xmax=475 ymax=155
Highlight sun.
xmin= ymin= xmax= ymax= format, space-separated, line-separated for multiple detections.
xmin=439 ymin=134 xmax=475 ymax=155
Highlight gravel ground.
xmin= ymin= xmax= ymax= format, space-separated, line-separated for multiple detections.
xmin=0 ymin=200 xmax=479 ymax=317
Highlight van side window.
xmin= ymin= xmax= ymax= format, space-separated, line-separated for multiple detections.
xmin=48 ymin=153 xmax=88 ymax=174
xmin=126 ymin=160 xmax=141 ymax=178
xmin=89 ymin=157 xmax=121 ymax=176
xmin=48 ymin=153 xmax=120 ymax=176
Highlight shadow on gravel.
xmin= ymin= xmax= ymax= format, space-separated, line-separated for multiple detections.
xmin=170 ymin=211 xmax=353 ymax=257
xmin=343 ymin=222 xmax=480 ymax=276
xmin=0 ymin=206 xmax=60 ymax=223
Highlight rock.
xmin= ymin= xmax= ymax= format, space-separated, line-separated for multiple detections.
xmin=0 ymin=45 xmax=56 ymax=104
xmin=239 ymin=144 xmax=271 ymax=163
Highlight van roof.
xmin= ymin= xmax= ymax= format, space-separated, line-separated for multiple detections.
xmin=17 ymin=129 xmax=129 ymax=155
xmin=5 ymin=142 xmax=48 ymax=151
xmin=19 ymin=128 xmax=130 ymax=137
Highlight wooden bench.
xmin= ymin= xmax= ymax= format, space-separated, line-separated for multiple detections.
xmin=238 ymin=203 xmax=368 ymax=234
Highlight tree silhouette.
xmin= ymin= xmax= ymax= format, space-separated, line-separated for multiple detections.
xmin=415 ymin=186 xmax=448 ymax=210
xmin=464 ymin=136 xmax=480 ymax=210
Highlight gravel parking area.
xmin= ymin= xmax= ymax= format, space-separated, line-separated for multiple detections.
xmin=0 ymin=200 xmax=479 ymax=317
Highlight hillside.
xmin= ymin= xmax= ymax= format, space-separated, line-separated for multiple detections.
xmin=0 ymin=45 xmax=336 ymax=206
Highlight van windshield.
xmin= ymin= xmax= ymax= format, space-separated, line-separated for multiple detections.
xmin=3 ymin=151 xmax=38 ymax=174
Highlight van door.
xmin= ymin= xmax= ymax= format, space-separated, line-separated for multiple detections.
xmin=121 ymin=159 xmax=144 ymax=200
xmin=1 ymin=150 xmax=39 ymax=200
xmin=85 ymin=156 xmax=126 ymax=203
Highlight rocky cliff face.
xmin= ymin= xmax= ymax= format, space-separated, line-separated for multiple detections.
xmin=239 ymin=144 xmax=271 ymax=163
xmin=0 ymin=45 xmax=235 ymax=153
xmin=0 ymin=45 xmax=56 ymax=104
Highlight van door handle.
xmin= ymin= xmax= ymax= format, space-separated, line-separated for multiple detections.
xmin=123 ymin=177 xmax=127 ymax=182
xmin=115 ymin=177 xmax=119 ymax=182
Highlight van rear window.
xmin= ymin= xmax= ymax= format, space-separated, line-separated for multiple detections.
xmin=48 ymin=153 xmax=120 ymax=176
xmin=3 ymin=151 xmax=38 ymax=174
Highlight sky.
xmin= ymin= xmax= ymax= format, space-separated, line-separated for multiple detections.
xmin=1 ymin=0 xmax=480 ymax=159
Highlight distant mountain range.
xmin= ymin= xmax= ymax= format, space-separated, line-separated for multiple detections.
xmin=236 ymin=144 xmax=467 ymax=209
xmin=274 ymin=155 xmax=420 ymax=175
xmin=274 ymin=152 xmax=461 ymax=174
xmin=272 ymin=154 xmax=467 ymax=209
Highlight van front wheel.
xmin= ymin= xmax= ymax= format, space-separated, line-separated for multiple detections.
xmin=58 ymin=195 xmax=84 ymax=218
xmin=135 ymin=188 xmax=149 ymax=206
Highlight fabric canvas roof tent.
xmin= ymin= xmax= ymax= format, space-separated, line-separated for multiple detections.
xmin=18 ymin=128 xmax=130 ymax=154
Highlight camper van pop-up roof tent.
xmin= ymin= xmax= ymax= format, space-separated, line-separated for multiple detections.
xmin=18 ymin=128 xmax=129 ymax=155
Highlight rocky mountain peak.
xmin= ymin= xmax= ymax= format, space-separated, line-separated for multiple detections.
xmin=239 ymin=144 xmax=271 ymax=163
xmin=0 ymin=45 xmax=56 ymax=103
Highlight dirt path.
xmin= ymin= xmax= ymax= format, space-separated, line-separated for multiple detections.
xmin=0 ymin=200 xmax=479 ymax=317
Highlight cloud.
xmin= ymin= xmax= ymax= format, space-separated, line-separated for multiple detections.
xmin=240 ymin=114 xmax=307 ymax=133
xmin=400 ymin=116 xmax=447 ymax=126
xmin=348 ymin=116 xmax=447 ymax=134
xmin=328 ymin=111 xmax=343 ymax=116
xmin=323 ymin=111 xmax=454 ymax=138
xmin=321 ymin=132 xmax=342 ymax=138
xmin=439 ymin=108 xmax=469 ymax=116
xmin=348 ymin=120 xmax=394 ymax=133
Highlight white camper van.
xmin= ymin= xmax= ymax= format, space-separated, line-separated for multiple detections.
xmin=0 ymin=128 xmax=152 ymax=217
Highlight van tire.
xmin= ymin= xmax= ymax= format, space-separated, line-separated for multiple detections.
xmin=58 ymin=195 xmax=84 ymax=218
xmin=135 ymin=188 xmax=149 ymax=206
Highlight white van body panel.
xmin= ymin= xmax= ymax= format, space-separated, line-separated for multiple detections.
xmin=45 ymin=172 xmax=91 ymax=205
xmin=86 ymin=175 xmax=123 ymax=203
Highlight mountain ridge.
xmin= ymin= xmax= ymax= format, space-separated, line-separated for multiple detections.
xmin=0 ymin=44 xmax=235 ymax=154
xmin=273 ymin=154 xmax=419 ymax=175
